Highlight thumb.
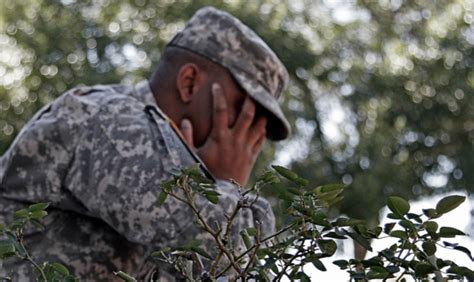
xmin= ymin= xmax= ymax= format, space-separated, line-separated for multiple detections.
xmin=180 ymin=118 xmax=196 ymax=151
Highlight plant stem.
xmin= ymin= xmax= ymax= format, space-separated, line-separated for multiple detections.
xmin=181 ymin=178 xmax=242 ymax=276
xmin=19 ymin=240 xmax=47 ymax=281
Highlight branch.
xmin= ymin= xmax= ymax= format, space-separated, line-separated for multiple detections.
xmin=180 ymin=178 xmax=242 ymax=275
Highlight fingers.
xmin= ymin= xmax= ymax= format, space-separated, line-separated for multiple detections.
xmin=180 ymin=118 xmax=196 ymax=150
xmin=234 ymin=96 xmax=256 ymax=137
xmin=252 ymin=132 xmax=266 ymax=155
xmin=211 ymin=83 xmax=229 ymax=139
xmin=248 ymin=116 xmax=267 ymax=145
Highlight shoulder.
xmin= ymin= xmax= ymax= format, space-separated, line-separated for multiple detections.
xmin=45 ymin=83 xmax=150 ymax=126
xmin=59 ymin=83 xmax=138 ymax=111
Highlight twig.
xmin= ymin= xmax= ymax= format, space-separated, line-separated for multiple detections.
xmin=181 ymin=178 xmax=242 ymax=275
xmin=241 ymin=222 xmax=262 ymax=277
xmin=275 ymin=239 xmax=306 ymax=280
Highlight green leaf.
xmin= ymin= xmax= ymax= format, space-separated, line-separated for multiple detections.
xmin=399 ymin=219 xmax=416 ymax=231
xmin=318 ymin=239 xmax=337 ymax=256
xmin=272 ymin=165 xmax=298 ymax=180
xmin=414 ymin=263 xmax=436 ymax=278
xmin=51 ymin=262 xmax=70 ymax=275
xmin=324 ymin=195 xmax=344 ymax=207
xmin=312 ymin=214 xmax=331 ymax=227
xmin=447 ymin=266 xmax=474 ymax=280
xmin=28 ymin=202 xmax=50 ymax=212
xmin=183 ymin=163 xmax=201 ymax=176
xmin=14 ymin=209 xmax=29 ymax=218
xmin=354 ymin=224 xmax=369 ymax=237
xmin=257 ymin=248 xmax=274 ymax=259
xmin=297 ymin=272 xmax=311 ymax=282
xmin=369 ymin=266 xmax=387 ymax=273
xmin=368 ymin=226 xmax=383 ymax=237
xmin=380 ymin=249 xmax=395 ymax=260
xmin=385 ymin=265 xmax=400 ymax=274
xmin=422 ymin=208 xmax=440 ymax=219
xmin=422 ymin=241 xmax=437 ymax=256
xmin=245 ymin=227 xmax=257 ymax=236
xmin=190 ymin=246 xmax=213 ymax=260
xmin=349 ymin=271 xmax=366 ymax=280
xmin=240 ymin=230 xmax=252 ymax=250
xmin=5 ymin=232 xmax=26 ymax=257
xmin=30 ymin=210 xmax=48 ymax=219
xmin=319 ymin=184 xmax=345 ymax=194
xmin=406 ymin=213 xmax=422 ymax=223
xmin=387 ymin=196 xmax=410 ymax=218
xmin=436 ymin=258 xmax=450 ymax=269
xmin=258 ymin=171 xmax=279 ymax=184
xmin=157 ymin=191 xmax=168 ymax=205
xmin=361 ymin=258 xmax=383 ymax=267
xmin=113 ymin=271 xmax=137 ymax=282
xmin=439 ymin=227 xmax=465 ymax=238
xmin=30 ymin=219 xmax=45 ymax=231
xmin=452 ymin=246 xmax=473 ymax=261
xmin=324 ymin=231 xmax=347 ymax=239
xmin=0 ymin=242 xmax=16 ymax=258
xmin=332 ymin=217 xmax=364 ymax=227
xmin=389 ymin=230 xmax=408 ymax=239
xmin=423 ymin=221 xmax=438 ymax=233
xmin=384 ymin=222 xmax=396 ymax=234
xmin=293 ymin=204 xmax=310 ymax=216
xmin=333 ymin=259 xmax=349 ymax=269
xmin=202 ymin=190 xmax=220 ymax=204
xmin=168 ymin=168 xmax=182 ymax=177
xmin=367 ymin=270 xmax=391 ymax=279
xmin=436 ymin=195 xmax=465 ymax=215
xmin=294 ymin=177 xmax=309 ymax=187
xmin=310 ymin=257 xmax=327 ymax=271
xmin=64 ymin=275 xmax=77 ymax=282
xmin=345 ymin=230 xmax=372 ymax=252
xmin=286 ymin=187 xmax=302 ymax=195
xmin=348 ymin=259 xmax=361 ymax=265
xmin=184 ymin=239 xmax=201 ymax=248
xmin=386 ymin=213 xmax=400 ymax=219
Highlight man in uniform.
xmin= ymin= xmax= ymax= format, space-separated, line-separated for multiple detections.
xmin=0 ymin=6 xmax=290 ymax=280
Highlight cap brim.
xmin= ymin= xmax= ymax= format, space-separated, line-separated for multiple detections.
xmin=230 ymin=67 xmax=291 ymax=141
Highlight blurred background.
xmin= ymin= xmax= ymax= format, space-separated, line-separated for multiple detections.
xmin=0 ymin=0 xmax=473 ymax=274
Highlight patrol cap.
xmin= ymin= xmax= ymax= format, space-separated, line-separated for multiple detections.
xmin=167 ymin=6 xmax=290 ymax=141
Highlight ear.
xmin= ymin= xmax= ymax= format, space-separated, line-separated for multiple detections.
xmin=176 ymin=63 xmax=201 ymax=103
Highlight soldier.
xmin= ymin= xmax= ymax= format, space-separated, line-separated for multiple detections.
xmin=0 ymin=6 xmax=290 ymax=280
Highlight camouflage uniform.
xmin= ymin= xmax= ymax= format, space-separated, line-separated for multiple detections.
xmin=0 ymin=6 xmax=289 ymax=281
xmin=0 ymin=81 xmax=275 ymax=280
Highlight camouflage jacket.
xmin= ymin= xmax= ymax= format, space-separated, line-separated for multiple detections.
xmin=0 ymin=80 xmax=275 ymax=281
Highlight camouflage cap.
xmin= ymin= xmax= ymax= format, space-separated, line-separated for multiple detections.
xmin=167 ymin=6 xmax=290 ymax=140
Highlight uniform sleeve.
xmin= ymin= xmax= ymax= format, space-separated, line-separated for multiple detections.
xmin=0 ymin=90 xmax=100 ymax=212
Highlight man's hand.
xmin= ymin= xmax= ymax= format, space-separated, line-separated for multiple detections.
xmin=180 ymin=83 xmax=267 ymax=186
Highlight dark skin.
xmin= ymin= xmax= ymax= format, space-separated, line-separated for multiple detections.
xmin=151 ymin=60 xmax=267 ymax=186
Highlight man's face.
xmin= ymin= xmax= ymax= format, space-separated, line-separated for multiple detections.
xmin=190 ymin=68 xmax=248 ymax=147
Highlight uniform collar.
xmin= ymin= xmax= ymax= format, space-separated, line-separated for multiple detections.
xmin=135 ymin=80 xmax=217 ymax=182
xmin=134 ymin=79 xmax=182 ymax=135
xmin=134 ymin=80 xmax=160 ymax=109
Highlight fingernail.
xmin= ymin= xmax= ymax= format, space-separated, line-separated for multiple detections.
xmin=181 ymin=119 xmax=190 ymax=128
xmin=212 ymin=83 xmax=222 ymax=95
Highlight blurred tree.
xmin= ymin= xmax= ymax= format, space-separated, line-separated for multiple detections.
xmin=1 ymin=0 xmax=472 ymax=258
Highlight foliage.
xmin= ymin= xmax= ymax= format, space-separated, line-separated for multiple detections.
xmin=0 ymin=167 xmax=472 ymax=280
xmin=135 ymin=167 xmax=473 ymax=281
xmin=0 ymin=203 xmax=77 ymax=281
